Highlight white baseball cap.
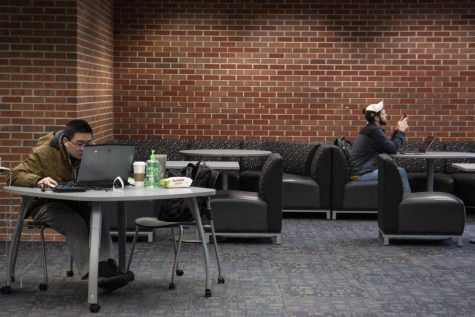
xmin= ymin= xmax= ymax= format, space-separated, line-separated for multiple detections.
xmin=365 ymin=101 xmax=384 ymax=113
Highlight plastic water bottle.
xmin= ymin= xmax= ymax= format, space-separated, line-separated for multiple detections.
xmin=145 ymin=150 xmax=161 ymax=188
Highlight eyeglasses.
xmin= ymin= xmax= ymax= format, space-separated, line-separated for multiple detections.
xmin=68 ymin=140 xmax=92 ymax=150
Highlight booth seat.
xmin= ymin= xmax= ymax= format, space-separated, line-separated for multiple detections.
xmin=331 ymin=146 xmax=378 ymax=219
xmin=239 ymin=140 xmax=331 ymax=219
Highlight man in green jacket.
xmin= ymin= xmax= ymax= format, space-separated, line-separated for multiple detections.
xmin=11 ymin=119 xmax=132 ymax=293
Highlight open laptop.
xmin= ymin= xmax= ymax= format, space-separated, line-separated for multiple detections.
xmin=53 ymin=144 xmax=135 ymax=191
xmin=399 ymin=136 xmax=434 ymax=155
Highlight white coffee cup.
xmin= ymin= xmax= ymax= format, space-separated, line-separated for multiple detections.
xmin=133 ymin=161 xmax=146 ymax=187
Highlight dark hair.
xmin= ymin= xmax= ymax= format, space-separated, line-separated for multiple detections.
xmin=63 ymin=119 xmax=93 ymax=140
xmin=363 ymin=109 xmax=380 ymax=123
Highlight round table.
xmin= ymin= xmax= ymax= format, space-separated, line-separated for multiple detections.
xmin=179 ymin=149 xmax=271 ymax=158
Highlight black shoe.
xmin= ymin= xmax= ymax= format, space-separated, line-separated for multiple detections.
xmin=98 ymin=271 xmax=134 ymax=294
xmin=98 ymin=259 xmax=122 ymax=278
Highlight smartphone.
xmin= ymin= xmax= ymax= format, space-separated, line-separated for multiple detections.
xmin=403 ymin=113 xmax=407 ymax=119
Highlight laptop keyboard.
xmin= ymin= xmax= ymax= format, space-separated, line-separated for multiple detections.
xmin=52 ymin=182 xmax=88 ymax=193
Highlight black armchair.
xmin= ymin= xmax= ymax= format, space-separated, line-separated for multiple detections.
xmin=378 ymin=154 xmax=465 ymax=246
xmin=331 ymin=146 xmax=378 ymax=219
xmin=210 ymin=153 xmax=283 ymax=244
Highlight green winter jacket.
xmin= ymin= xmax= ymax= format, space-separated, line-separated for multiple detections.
xmin=11 ymin=130 xmax=80 ymax=217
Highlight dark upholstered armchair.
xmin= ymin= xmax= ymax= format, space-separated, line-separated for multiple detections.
xmin=210 ymin=153 xmax=283 ymax=244
xmin=239 ymin=141 xmax=330 ymax=218
xmin=331 ymin=146 xmax=378 ymax=219
xmin=378 ymin=154 xmax=465 ymax=246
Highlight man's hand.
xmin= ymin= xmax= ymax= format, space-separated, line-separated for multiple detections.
xmin=397 ymin=116 xmax=408 ymax=133
xmin=37 ymin=177 xmax=58 ymax=188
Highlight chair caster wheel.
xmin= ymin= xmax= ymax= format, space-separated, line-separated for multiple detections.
xmin=169 ymin=283 xmax=176 ymax=290
xmin=89 ymin=303 xmax=100 ymax=313
xmin=176 ymin=269 xmax=184 ymax=276
xmin=218 ymin=276 xmax=225 ymax=284
xmin=205 ymin=289 xmax=212 ymax=297
xmin=1 ymin=286 xmax=12 ymax=294
xmin=39 ymin=283 xmax=48 ymax=291
xmin=66 ymin=270 xmax=74 ymax=277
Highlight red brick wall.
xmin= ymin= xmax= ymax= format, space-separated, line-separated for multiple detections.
xmin=0 ymin=0 xmax=113 ymax=241
xmin=77 ymin=0 xmax=114 ymax=141
xmin=113 ymin=0 xmax=475 ymax=142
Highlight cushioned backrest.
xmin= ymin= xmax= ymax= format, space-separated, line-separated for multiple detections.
xmin=395 ymin=140 xmax=446 ymax=172
xmin=444 ymin=141 xmax=475 ymax=173
xmin=240 ymin=139 xmax=268 ymax=171
xmin=266 ymin=141 xmax=317 ymax=175
xmin=258 ymin=153 xmax=283 ymax=232
xmin=240 ymin=140 xmax=319 ymax=175
xmin=378 ymin=154 xmax=403 ymax=233
xmin=310 ymin=144 xmax=333 ymax=209
xmin=187 ymin=139 xmax=242 ymax=161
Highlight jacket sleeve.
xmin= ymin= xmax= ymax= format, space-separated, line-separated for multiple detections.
xmin=372 ymin=128 xmax=405 ymax=154
xmin=10 ymin=152 xmax=47 ymax=187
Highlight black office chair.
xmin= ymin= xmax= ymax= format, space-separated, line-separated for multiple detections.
xmin=23 ymin=219 xmax=75 ymax=290
xmin=0 ymin=168 xmax=74 ymax=293
xmin=378 ymin=154 xmax=465 ymax=246
xmin=127 ymin=170 xmax=224 ymax=297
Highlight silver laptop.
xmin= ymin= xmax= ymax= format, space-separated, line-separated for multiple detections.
xmin=76 ymin=144 xmax=135 ymax=187
xmin=399 ymin=136 xmax=434 ymax=155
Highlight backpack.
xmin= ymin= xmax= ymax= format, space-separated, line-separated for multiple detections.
xmin=334 ymin=137 xmax=352 ymax=162
xmin=158 ymin=162 xmax=212 ymax=222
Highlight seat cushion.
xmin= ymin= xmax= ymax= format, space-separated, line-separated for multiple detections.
xmin=398 ymin=192 xmax=465 ymax=234
xmin=407 ymin=172 xmax=454 ymax=193
xmin=210 ymin=190 xmax=269 ymax=233
xmin=452 ymin=173 xmax=475 ymax=207
xmin=282 ymin=173 xmax=320 ymax=209
xmin=341 ymin=180 xmax=378 ymax=210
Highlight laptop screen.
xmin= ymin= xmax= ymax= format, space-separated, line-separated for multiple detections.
xmin=418 ymin=136 xmax=434 ymax=153
xmin=76 ymin=144 xmax=135 ymax=186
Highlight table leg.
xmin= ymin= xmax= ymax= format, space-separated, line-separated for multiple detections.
xmin=2 ymin=196 xmax=32 ymax=291
xmin=426 ymin=158 xmax=434 ymax=192
xmin=117 ymin=202 xmax=127 ymax=272
xmin=87 ymin=203 xmax=102 ymax=311
xmin=221 ymin=171 xmax=229 ymax=190
xmin=185 ymin=197 xmax=211 ymax=297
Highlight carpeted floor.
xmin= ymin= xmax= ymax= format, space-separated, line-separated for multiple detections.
xmin=1 ymin=214 xmax=475 ymax=316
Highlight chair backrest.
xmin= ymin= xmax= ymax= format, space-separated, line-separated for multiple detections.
xmin=377 ymin=154 xmax=403 ymax=232
xmin=258 ymin=153 xmax=283 ymax=232
xmin=310 ymin=144 xmax=334 ymax=209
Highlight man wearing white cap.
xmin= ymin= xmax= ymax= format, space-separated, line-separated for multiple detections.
xmin=349 ymin=101 xmax=411 ymax=193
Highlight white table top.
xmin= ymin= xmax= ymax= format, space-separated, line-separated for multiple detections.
xmin=180 ymin=149 xmax=271 ymax=157
xmin=392 ymin=151 xmax=475 ymax=159
xmin=166 ymin=160 xmax=239 ymax=170
xmin=452 ymin=163 xmax=475 ymax=172
xmin=3 ymin=186 xmax=215 ymax=202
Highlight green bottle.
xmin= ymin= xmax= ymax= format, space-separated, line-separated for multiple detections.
xmin=145 ymin=150 xmax=160 ymax=188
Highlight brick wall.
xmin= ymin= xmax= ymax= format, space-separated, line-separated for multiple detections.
xmin=77 ymin=0 xmax=114 ymax=141
xmin=114 ymin=0 xmax=475 ymax=142
xmin=0 ymin=0 xmax=113 ymax=241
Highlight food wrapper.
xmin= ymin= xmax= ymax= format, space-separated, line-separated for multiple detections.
xmin=160 ymin=177 xmax=193 ymax=188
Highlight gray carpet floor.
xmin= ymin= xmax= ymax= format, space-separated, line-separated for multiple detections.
xmin=1 ymin=214 xmax=475 ymax=316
